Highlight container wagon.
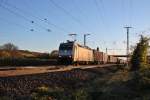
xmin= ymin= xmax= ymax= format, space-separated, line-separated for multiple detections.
xmin=93 ymin=50 xmax=103 ymax=64
xmin=93 ymin=50 xmax=108 ymax=64
xmin=108 ymin=55 xmax=118 ymax=63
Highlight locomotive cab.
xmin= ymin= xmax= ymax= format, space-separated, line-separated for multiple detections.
xmin=58 ymin=41 xmax=74 ymax=64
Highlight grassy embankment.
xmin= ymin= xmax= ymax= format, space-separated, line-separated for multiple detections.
xmin=0 ymin=50 xmax=57 ymax=66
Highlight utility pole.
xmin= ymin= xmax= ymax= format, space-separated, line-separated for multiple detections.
xmin=124 ymin=26 xmax=132 ymax=67
xmin=68 ymin=33 xmax=77 ymax=42
xmin=84 ymin=34 xmax=90 ymax=46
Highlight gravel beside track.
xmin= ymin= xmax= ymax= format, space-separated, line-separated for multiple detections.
xmin=0 ymin=64 xmax=121 ymax=99
xmin=0 ymin=64 xmax=117 ymax=77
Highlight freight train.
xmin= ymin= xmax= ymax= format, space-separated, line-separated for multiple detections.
xmin=58 ymin=40 xmax=125 ymax=65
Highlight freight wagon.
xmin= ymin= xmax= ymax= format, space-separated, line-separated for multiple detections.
xmin=117 ymin=58 xmax=126 ymax=64
xmin=93 ymin=50 xmax=103 ymax=64
xmin=108 ymin=55 xmax=118 ymax=64
xmin=93 ymin=50 xmax=108 ymax=64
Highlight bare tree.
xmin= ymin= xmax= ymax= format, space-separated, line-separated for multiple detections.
xmin=0 ymin=43 xmax=18 ymax=51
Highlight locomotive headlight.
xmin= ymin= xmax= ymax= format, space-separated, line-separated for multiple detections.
xmin=69 ymin=56 xmax=72 ymax=58
xmin=59 ymin=55 xmax=62 ymax=58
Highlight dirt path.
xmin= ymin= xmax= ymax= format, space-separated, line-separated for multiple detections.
xmin=0 ymin=64 xmax=118 ymax=77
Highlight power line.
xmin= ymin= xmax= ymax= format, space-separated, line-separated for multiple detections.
xmin=93 ymin=0 xmax=105 ymax=26
xmin=4 ymin=2 xmax=49 ymax=30
xmin=70 ymin=0 xmax=93 ymax=32
xmin=70 ymin=0 xmax=86 ymax=19
xmin=0 ymin=4 xmax=30 ymax=22
xmin=0 ymin=1 xmax=34 ymax=31
xmin=0 ymin=5 xmax=42 ymax=32
xmin=24 ymin=0 xmax=69 ymax=33
xmin=48 ymin=0 xmax=87 ymax=29
xmin=129 ymin=0 xmax=133 ymax=26
xmin=0 ymin=3 xmax=51 ymax=32
xmin=93 ymin=0 xmax=111 ymax=34
xmin=122 ymin=0 xmax=133 ymax=25
xmin=0 ymin=16 xmax=30 ymax=30
xmin=43 ymin=18 xmax=70 ymax=33
xmin=4 ymin=1 xmax=70 ymax=33
xmin=107 ymin=49 xmax=126 ymax=50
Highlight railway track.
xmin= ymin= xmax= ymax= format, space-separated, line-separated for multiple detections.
xmin=0 ymin=64 xmax=121 ymax=77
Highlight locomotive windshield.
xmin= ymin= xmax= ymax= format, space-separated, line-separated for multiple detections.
xmin=59 ymin=42 xmax=74 ymax=57
xmin=59 ymin=43 xmax=73 ymax=50
xmin=59 ymin=45 xmax=73 ymax=50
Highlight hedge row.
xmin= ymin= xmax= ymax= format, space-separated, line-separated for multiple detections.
xmin=0 ymin=58 xmax=57 ymax=66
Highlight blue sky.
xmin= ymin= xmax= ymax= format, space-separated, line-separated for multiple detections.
xmin=0 ymin=0 xmax=150 ymax=54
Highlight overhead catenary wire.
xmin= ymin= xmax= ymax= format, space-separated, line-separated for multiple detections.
xmin=93 ymin=0 xmax=112 ymax=50
xmin=0 ymin=0 xmax=32 ymax=31
xmin=25 ymin=0 xmax=71 ymax=33
xmin=70 ymin=0 xmax=86 ymax=19
xmin=129 ymin=0 xmax=133 ymax=26
xmin=93 ymin=0 xmax=111 ymax=34
xmin=48 ymin=0 xmax=88 ymax=30
xmin=122 ymin=0 xmax=133 ymax=26
xmin=0 ymin=3 xmax=52 ymax=32
xmin=0 ymin=16 xmax=30 ymax=30
xmin=0 ymin=4 xmax=30 ymax=22
xmin=93 ymin=0 xmax=105 ymax=26
xmin=0 ymin=5 xmax=46 ymax=32
xmin=4 ymin=1 xmax=70 ymax=33
xmin=70 ymin=0 xmax=94 ymax=33
xmin=121 ymin=0 xmax=125 ymax=25
xmin=104 ymin=48 xmax=126 ymax=50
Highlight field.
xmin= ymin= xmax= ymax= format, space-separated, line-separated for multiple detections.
xmin=0 ymin=65 xmax=149 ymax=100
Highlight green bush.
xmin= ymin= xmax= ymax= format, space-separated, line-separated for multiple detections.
xmin=131 ymin=35 xmax=150 ymax=71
